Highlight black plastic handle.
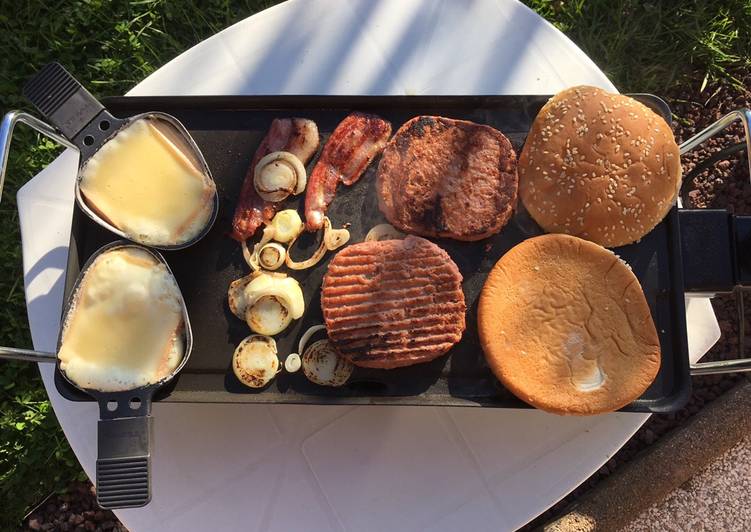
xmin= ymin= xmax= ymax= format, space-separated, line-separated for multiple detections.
xmin=22 ymin=62 xmax=124 ymax=159
xmin=96 ymin=415 xmax=152 ymax=509
xmin=734 ymin=216 xmax=751 ymax=285
xmin=94 ymin=389 xmax=154 ymax=509
xmin=23 ymin=62 xmax=103 ymax=138
xmin=680 ymin=209 xmax=751 ymax=292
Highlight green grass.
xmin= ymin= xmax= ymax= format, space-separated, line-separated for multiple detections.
xmin=0 ymin=1 xmax=279 ymax=528
xmin=0 ymin=0 xmax=749 ymax=528
xmin=524 ymin=0 xmax=751 ymax=93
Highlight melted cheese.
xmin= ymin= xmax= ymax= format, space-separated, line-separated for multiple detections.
xmin=58 ymin=248 xmax=184 ymax=391
xmin=79 ymin=118 xmax=213 ymax=246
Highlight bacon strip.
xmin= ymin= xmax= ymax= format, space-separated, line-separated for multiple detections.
xmin=305 ymin=113 xmax=391 ymax=231
xmin=231 ymin=118 xmax=319 ymax=241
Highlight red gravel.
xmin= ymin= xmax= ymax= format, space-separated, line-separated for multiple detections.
xmin=21 ymin=482 xmax=128 ymax=532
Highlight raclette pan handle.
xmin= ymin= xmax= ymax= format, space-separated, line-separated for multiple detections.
xmin=0 ymin=346 xmax=57 ymax=363
xmin=22 ymin=62 xmax=125 ymax=158
xmin=95 ymin=396 xmax=153 ymax=509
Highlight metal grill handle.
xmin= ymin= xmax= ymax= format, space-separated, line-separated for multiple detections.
xmin=679 ymin=108 xmax=751 ymax=166
xmin=680 ymin=108 xmax=751 ymax=375
xmin=0 ymin=110 xmax=77 ymax=363
xmin=0 ymin=347 xmax=56 ymax=363
xmin=1 ymin=109 xmax=77 ymax=205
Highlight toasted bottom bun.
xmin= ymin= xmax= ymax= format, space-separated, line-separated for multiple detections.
xmin=478 ymin=234 xmax=661 ymax=415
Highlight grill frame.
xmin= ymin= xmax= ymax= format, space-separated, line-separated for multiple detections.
xmin=54 ymin=94 xmax=691 ymax=413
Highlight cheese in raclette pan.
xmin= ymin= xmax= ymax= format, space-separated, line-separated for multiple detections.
xmin=58 ymin=248 xmax=184 ymax=392
xmin=79 ymin=118 xmax=214 ymax=246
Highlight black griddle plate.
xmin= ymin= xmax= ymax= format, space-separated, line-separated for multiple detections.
xmin=57 ymin=95 xmax=690 ymax=413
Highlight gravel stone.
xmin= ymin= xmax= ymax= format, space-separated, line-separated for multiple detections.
xmin=20 ymin=482 xmax=127 ymax=532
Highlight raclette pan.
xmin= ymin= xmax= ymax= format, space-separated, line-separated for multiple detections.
xmin=56 ymin=93 xmax=697 ymax=413
xmin=42 ymin=241 xmax=192 ymax=509
xmin=22 ymin=63 xmax=220 ymax=250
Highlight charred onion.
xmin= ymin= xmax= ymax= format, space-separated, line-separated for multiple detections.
xmin=302 ymin=339 xmax=353 ymax=387
xmin=258 ymin=242 xmax=286 ymax=270
xmin=365 ymin=223 xmax=405 ymax=242
xmin=228 ymin=272 xmax=305 ymax=335
xmin=284 ymin=353 xmax=302 ymax=373
xmin=254 ymin=151 xmax=307 ymax=202
xmin=286 ymin=217 xmax=350 ymax=270
xmin=233 ymin=335 xmax=280 ymax=388
xmin=270 ymin=209 xmax=304 ymax=243
xmin=244 ymin=273 xmax=304 ymax=335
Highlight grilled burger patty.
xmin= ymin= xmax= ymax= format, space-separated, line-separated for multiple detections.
xmin=377 ymin=116 xmax=518 ymax=241
xmin=321 ymin=236 xmax=466 ymax=369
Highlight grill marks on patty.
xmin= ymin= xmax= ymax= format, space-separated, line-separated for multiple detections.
xmin=377 ymin=116 xmax=518 ymax=241
xmin=321 ymin=236 xmax=466 ymax=368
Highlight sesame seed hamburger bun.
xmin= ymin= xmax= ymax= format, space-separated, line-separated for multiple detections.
xmin=519 ymin=86 xmax=682 ymax=247
xmin=478 ymin=233 xmax=661 ymax=415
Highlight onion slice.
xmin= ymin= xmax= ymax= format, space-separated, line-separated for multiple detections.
xmin=233 ymin=335 xmax=280 ymax=388
xmin=286 ymin=217 xmax=350 ymax=270
xmin=284 ymin=353 xmax=302 ymax=373
xmin=258 ymin=242 xmax=286 ymax=270
xmin=243 ymin=224 xmax=276 ymax=271
xmin=302 ymin=339 xmax=353 ymax=387
xmin=228 ymin=271 xmax=305 ymax=335
xmin=286 ymin=324 xmax=326 ymax=373
xmin=254 ymin=151 xmax=307 ymax=202
xmin=324 ymin=220 xmax=351 ymax=250
xmin=228 ymin=273 xmax=253 ymax=320
xmin=242 ymin=211 xmax=303 ymax=271
xmin=245 ymin=295 xmax=292 ymax=336
xmin=298 ymin=324 xmax=327 ymax=355
xmin=270 ymin=209 xmax=303 ymax=244
xmin=365 ymin=223 xmax=405 ymax=242
xmin=243 ymin=273 xmax=304 ymax=335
